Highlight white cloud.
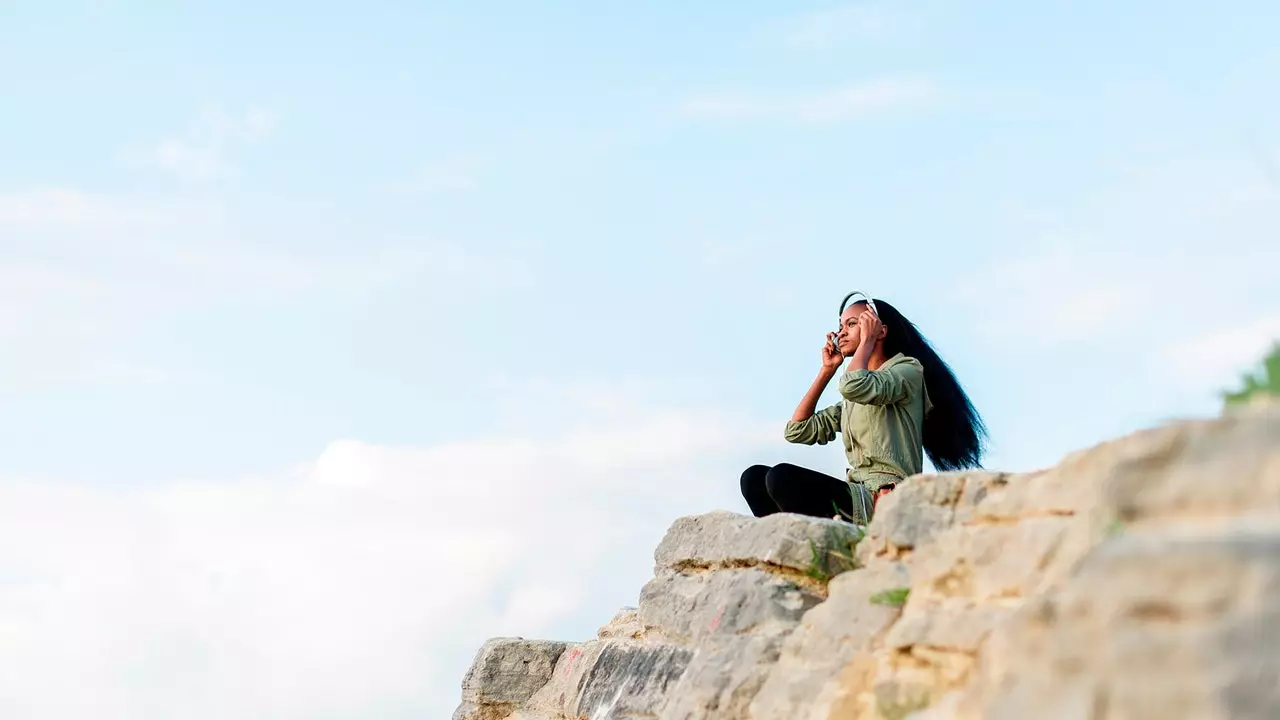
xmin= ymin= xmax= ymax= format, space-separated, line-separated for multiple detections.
xmin=958 ymin=241 xmax=1280 ymax=396
xmin=681 ymin=76 xmax=936 ymax=124
xmin=391 ymin=154 xmax=486 ymax=195
xmin=0 ymin=182 xmax=536 ymax=389
xmin=0 ymin=260 xmax=121 ymax=344
xmin=0 ymin=188 xmax=170 ymax=230
xmin=150 ymin=138 xmax=228 ymax=180
xmin=0 ymin=400 xmax=781 ymax=720
xmin=498 ymin=583 xmax=583 ymax=632
xmin=122 ymin=106 xmax=280 ymax=181
xmin=957 ymin=141 xmax=1280 ymax=366
xmin=0 ymin=209 xmax=189 ymax=388
xmin=781 ymin=2 xmax=909 ymax=49
xmin=954 ymin=245 xmax=1162 ymax=347
xmin=0 ymin=186 xmax=519 ymax=300
xmin=1161 ymin=313 xmax=1280 ymax=395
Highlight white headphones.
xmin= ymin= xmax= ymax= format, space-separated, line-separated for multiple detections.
xmin=838 ymin=290 xmax=879 ymax=317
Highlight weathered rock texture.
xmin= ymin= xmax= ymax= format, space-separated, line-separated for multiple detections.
xmin=454 ymin=401 xmax=1280 ymax=719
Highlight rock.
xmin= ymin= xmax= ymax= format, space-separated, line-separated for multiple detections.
xmin=453 ymin=403 xmax=1280 ymax=720
xmin=638 ymin=568 xmax=825 ymax=644
xmin=567 ymin=641 xmax=694 ymax=720
xmin=855 ymin=472 xmax=1006 ymax=565
xmin=953 ymin=527 xmax=1280 ymax=720
xmin=1100 ymin=409 xmax=1280 ymax=526
xmin=597 ymin=607 xmax=647 ymax=641
xmin=453 ymin=638 xmax=567 ymax=720
xmin=515 ymin=640 xmax=696 ymax=719
xmin=653 ymin=511 xmax=860 ymax=579
xmin=458 ymin=512 xmax=856 ymax=720
xmin=908 ymin=517 xmax=1074 ymax=603
xmin=884 ymin=600 xmax=1012 ymax=655
xmin=867 ymin=473 xmax=966 ymax=551
xmin=661 ymin=635 xmax=785 ymax=720
xmin=749 ymin=561 xmax=911 ymax=720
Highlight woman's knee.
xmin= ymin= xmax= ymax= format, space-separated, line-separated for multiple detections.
xmin=763 ymin=463 xmax=798 ymax=496
xmin=740 ymin=464 xmax=771 ymax=496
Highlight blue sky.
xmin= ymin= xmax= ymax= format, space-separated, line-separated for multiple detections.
xmin=2 ymin=1 xmax=1279 ymax=718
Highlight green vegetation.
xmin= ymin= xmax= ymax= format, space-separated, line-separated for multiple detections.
xmin=876 ymin=692 xmax=933 ymax=720
xmin=1223 ymin=343 xmax=1280 ymax=409
xmin=870 ymin=587 xmax=911 ymax=607
xmin=804 ymin=524 xmax=863 ymax=583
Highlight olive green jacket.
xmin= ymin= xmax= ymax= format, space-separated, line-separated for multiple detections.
xmin=783 ymin=353 xmax=932 ymax=492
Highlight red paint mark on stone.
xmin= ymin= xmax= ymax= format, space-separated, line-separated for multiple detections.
xmin=561 ymin=648 xmax=582 ymax=675
xmin=708 ymin=606 xmax=725 ymax=632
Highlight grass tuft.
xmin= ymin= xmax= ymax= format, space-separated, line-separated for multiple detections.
xmin=870 ymin=587 xmax=910 ymax=607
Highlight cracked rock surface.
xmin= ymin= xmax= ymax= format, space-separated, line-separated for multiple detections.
xmin=454 ymin=401 xmax=1280 ymax=719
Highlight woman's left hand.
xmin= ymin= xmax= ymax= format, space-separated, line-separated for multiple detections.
xmin=857 ymin=311 xmax=883 ymax=347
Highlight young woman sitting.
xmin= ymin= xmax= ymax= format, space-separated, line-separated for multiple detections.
xmin=741 ymin=292 xmax=987 ymax=524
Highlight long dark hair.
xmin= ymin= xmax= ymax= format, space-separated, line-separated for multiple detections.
xmin=844 ymin=296 xmax=988 ymax=470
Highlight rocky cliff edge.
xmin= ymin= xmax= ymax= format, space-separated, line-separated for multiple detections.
xmin=454 ymin=400 xmax=1280 ymax=720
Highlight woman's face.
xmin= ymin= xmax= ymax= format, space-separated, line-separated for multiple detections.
xmin=836 ymin=302 xmax=887 ymax=354
xmin=835 ymin=304 xmax=870 ymax=354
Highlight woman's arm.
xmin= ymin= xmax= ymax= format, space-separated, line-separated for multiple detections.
xmin=784 ymin=401 xmax=841 ymax=444
xmin=839 ymin=311 xmax=920 ymax=405
xmin=783 ymin=334 xmax=845 ymax=444
xmin=791 ymin=366 xmax=838 ymax=422
xmin=839 ymin=362 xmax=920 ymax=405
xmin=793 ymin=332 xmax=844 ymax=421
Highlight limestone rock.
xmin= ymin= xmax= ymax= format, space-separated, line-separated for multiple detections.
xmin=597 ymin=607 xmax=647 ymax=641
xmin=907 ymin=516 xmax=1074 ymax=604
xmin=454 ymin=403 xmax=1280 ymax=720
xmin=453 ymin=638 xmax=567 ymax=720
xmin=639 ymin=567 xmax=825 ymax=644
xmin=951 ymin=528 xmax=1280 ymax=720
xmin=661 ymin=635 xmax=785 ymax=720
xmin=749 ymin=561 xmax=911 ymax=720
xmin=654 ymin=510 xmax=860 ymax=578
xmin=855 ymin=472 xmax=1006 ymax=565
xmin=1099 ymin=408 xmax=1280 ymax=526
xmin=563 ymin=641 xmax=694 ymax=720
xmin=512 ymin=639 xmax=696 ymax=719
xmin=455 ymin=511 xmax=854 ymax=720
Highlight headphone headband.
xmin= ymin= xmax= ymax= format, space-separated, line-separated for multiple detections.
xmin=839 ymin=290 xmax=878 ymax=317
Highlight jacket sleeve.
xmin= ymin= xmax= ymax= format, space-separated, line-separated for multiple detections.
xmin=783 ymin=402 xmax=842 ymax=445
xmin=838 ymin=360 xmax=923 ymax=406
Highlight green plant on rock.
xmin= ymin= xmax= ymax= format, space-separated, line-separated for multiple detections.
xmin=877 ymin=693 xmax=933 ymax=720
xmin=803 ymin=524 xmax=864 ymax=583
xmin=1222 ymin=342 xmax=1280 ymax=410
xmin=870 ymin=587 xmax=910 ymax=607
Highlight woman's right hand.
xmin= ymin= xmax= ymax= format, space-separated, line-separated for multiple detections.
xmin=821 ymin=333 xmax=844 ymax=370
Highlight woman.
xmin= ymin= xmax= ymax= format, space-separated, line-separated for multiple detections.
xmin=741 ymin=292 xmax=987 ymax=524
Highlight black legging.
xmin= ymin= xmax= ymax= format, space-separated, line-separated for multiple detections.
xmin=741 ymin=463 xmax=862 ymax=520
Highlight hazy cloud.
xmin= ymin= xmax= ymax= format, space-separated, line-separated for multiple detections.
xmin=0 ymin=184 xmax=533 ymax=390
xmin=781 ymin=2 xmax=911 ymax=48
xmin=121 ymin=106 xmax=280 ymax=181
xmin=390 ymin=154 xmax=486 ymax=195
xmin=0 ymin=188 xmax=171 ymax=230
xmin=1161 ymin=313 xmax=1280 ymax=396
xmin=681 ymin=76 xmax=936 ymax=124
xmin=0 ymin=399 xmax=777 ymax=719
xmin=955 ymin=145 xmax=1280 ymax=412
